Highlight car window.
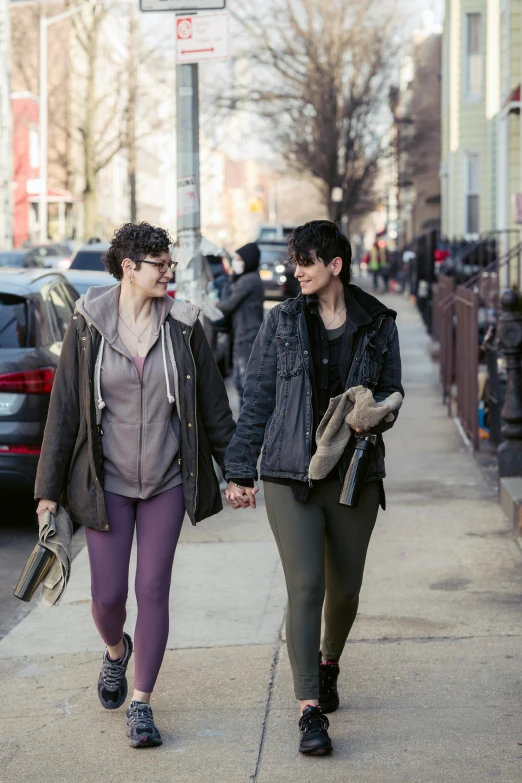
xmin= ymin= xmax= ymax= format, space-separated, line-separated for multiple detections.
xmin=48 ymin=284 xmax=74 ymax=339
xmin=70 ymin=250 xmax=106 ymax=271
xmin=0 ymin=294 xmax=30 ymax=348
xmin=260 ymin=249 xmax=287 ymax=266
xmin=24 ymin=253 xmax=45 ymax=268
xmin=0 ymin=252 xmax=24 ymax=267
xmin=63 ymin=284 xmax=79 ymax=310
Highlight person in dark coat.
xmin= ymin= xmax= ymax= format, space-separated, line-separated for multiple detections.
xmin=217 ymin=242 xmax=264 ymax=403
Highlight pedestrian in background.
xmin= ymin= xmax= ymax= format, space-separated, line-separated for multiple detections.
xmin=369 ymin=239 xmax=390 ymax=292
xmin=216 ymin=242 xmax=264 ymax=404
xmin=224 ymin=220 xmax=403 ymax=756
xmin=34 ymin=222 xmax=234 ymax=749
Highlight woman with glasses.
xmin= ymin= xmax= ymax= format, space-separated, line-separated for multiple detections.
xmin=34 ymin=222 xmax=235 ymax=748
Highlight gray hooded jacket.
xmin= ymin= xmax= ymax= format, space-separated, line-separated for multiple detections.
xmin=76 ymin=284 xmax=182 ymax=499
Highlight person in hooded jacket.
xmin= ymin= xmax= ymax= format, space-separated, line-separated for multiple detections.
xmin=34 ymin=222 xmax=235 ymax=749
xmin=224 ymin=220 xmax=404 ymax=757
xmin=216 ymin=242 xmax=264 ymax=403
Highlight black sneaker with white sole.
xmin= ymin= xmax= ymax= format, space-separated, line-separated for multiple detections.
xmin=318 ymin=653 xmax=340 ymax=714
xmin=126 ymin=701 xmax=162 ymax=748
xmin=98 ymin=632 xmax=133 ymax=710
xmin=298 ymin=705 xmax=333 ymax=755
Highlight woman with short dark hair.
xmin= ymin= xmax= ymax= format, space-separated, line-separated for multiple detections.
xmin=35 ymin=221 xmax=235 ymax=748
xmin=224 ymin=220 xmax=404 ymax=756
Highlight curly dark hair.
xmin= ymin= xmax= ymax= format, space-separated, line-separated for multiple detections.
xmin=103 ymin=222 xmax=173 ymax=280
xmin=287 ymin=220 xmax=352 ymax=285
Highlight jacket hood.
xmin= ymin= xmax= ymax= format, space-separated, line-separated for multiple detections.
xmin=75 ymin=283 xmax=170 ymax=344
xmin=236 ymin=242 xmax=260 ymax=273
xmin=346 ymin=284 xmax=397 ymax=322
xmin=281 ymin=284 xmax=396 ymax=325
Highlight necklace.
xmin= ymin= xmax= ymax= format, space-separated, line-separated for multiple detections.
xmin=118 ymin=314 xmax=151 ymax=343
xmin=322 ymin=304 xmax=346 ymax=330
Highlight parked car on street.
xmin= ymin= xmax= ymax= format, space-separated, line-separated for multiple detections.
xmin=68 ymin=241 xmax=111 ymax=271
xmin=0 ymin=250 xmax=45 ymax=269
xmin=0 ymin=269 xmax=80 ymax=496
xmin=258 ymin=241 xmax=300 ymax=300
xmin=23 ymin=243 xmax=72 ymax=269
xmin=61 ymin=268 xmax=118 ymax=296
xmin=256 ymin=223 xmax=296 ymax=242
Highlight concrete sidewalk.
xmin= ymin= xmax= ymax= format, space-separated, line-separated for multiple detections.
xmin=2 ymin=290 xmax=522 ymax=782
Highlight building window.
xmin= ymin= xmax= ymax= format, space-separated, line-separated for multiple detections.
xmin=465 ymin=153 xmax=480 ymax=235
xmin=465 ymin=13 xmax=482 ymax=98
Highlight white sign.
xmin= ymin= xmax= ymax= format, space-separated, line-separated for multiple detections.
xmin=176 ymin=12 xmax=229 ymax=63
xmin=140 ymin=0 xmax=225 ymax=13
xmin=177 ymin=175 xmax=200 ymax=218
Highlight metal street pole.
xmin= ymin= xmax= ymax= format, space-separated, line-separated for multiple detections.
xmin=175 ymin=60 xmax=202 ymax=304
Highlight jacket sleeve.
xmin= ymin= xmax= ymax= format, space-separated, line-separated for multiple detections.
xmin=224 ymin=308 xmax=278 ymax=481
xmin=371 ymin=318 xmax=404 ymax=435
xmin=216 ymin=276 xmax=251 ymax=317
xmin=34 ymin=321 xmax=80 ymax=502
xmin=191 ymin=319 xmax=235 ymax=472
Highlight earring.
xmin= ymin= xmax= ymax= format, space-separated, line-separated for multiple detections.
xmin=130 ymin=276 xmax=133 ymax=283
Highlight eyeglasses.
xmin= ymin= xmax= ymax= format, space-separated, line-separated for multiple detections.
xmin=133 ymin=260 xmax=178 ymax=274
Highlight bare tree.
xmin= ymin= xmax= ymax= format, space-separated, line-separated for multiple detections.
xmin=70 ymin=2 xmax=129 ymax=236
xmin=224 ymin=0 xmax=403 ymax=220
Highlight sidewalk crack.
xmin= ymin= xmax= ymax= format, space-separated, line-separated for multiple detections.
xmin=250 ymin=612 xmax=285 ymax=783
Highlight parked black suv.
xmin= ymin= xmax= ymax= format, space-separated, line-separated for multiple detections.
xmin=0 ymin=269 xmax=79 ymax=496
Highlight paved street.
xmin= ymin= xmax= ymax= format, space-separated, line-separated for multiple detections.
xmin=2 ymin=289 xmax=522 ymax=782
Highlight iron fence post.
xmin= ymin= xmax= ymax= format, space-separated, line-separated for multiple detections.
xmin=497 ymin=289 xmax=522 ymax=477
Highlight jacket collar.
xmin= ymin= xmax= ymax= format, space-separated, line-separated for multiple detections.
xmin=280 ymin=286 xmax=374 ymax=329
xmin=169 ymin=299 xmax=201 ymax=327
xmin=76 ymin=283 xmax=169 ymax=345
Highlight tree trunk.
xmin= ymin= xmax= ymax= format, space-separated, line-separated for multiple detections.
xmin=128 ymin=6 xmax=137 ymax=222
xmin=82 ymin=18 xmax=98 ymax=238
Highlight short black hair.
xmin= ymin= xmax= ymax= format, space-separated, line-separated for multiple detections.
xmin=287 ymin=220 xmax=352 ymax=285
xmin=104 ymin=222 xmax=173 ymax=280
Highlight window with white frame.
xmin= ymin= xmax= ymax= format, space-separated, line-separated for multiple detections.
xmin=465 ymin=13 xmax=482 ymax=98
xmin=465 ymin=153 xmax=480 ymax=235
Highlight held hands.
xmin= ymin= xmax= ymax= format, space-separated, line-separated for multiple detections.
xmin=36 ymin=499 xmax=57 ymax=526
xmin=225 ymin=481 xmax=259 ymax=510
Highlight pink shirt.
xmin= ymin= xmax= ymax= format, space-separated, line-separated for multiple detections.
xmin=132 ymin=356 xmax=146 ymax=381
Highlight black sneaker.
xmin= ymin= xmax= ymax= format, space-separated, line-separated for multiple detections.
xmin=318 ymin=653 xmax=340 ymax=714
xmin=298 ymin=705 xmax=333 ymax=755
xmin=97 ymin=632 xmax=133 ymax=710
xmin=126 ymin=701 xmax=162 ymax=748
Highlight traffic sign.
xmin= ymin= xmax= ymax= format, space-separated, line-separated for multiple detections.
xmin=176 ymin=12 xmax=229 ymax=63
xmin=140 ymin=0 xmax=225 ymax=13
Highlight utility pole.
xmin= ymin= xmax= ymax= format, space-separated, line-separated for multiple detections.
xmin=138 ymin=0 xmax=227 ymax=305
xmin=175 ymin=59 xmax=201 ymax=303
xmin=0 ymin=0 xmax=13 ymax=249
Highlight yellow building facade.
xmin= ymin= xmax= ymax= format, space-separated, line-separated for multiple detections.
xmin=442 ymin=0 xmax=522 ymax=268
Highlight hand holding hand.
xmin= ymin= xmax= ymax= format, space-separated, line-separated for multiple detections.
xmin=225 ymin=481 xmax=259 ymax=510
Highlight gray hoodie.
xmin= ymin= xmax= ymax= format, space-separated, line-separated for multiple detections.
xmin=76 ymin=284 xmax=182 ymax=499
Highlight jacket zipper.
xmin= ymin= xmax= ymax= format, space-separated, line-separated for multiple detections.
xmin=187 ymin=322 xmax=199 ymax=515
xmin=138 ymin=378 xmax=143 ymax=498
xmin=298 ymin=337 xmax=314 ymax=486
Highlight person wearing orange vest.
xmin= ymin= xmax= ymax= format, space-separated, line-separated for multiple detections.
xmin=369 ymin=240 xmax=389 ymax=292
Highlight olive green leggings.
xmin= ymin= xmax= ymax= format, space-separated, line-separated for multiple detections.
xmin=264 ymin=480 xmax=380 ymax=700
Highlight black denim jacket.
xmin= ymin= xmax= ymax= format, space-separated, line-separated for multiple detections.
xmin=224 ymin=285 xmax=404 ymax=486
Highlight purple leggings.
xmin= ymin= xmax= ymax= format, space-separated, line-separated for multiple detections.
xmin=85 ymin=486 xmax=185 ymax=693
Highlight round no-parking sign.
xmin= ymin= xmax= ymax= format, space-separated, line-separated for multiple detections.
xmin=177 ymin=18 xmax=192 ymax=39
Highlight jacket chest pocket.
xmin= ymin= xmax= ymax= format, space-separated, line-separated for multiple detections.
xmin=276 ymin=334 xmax=302 ymax=379
xmin=364 ymin=336 xmax=387 ymax=389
